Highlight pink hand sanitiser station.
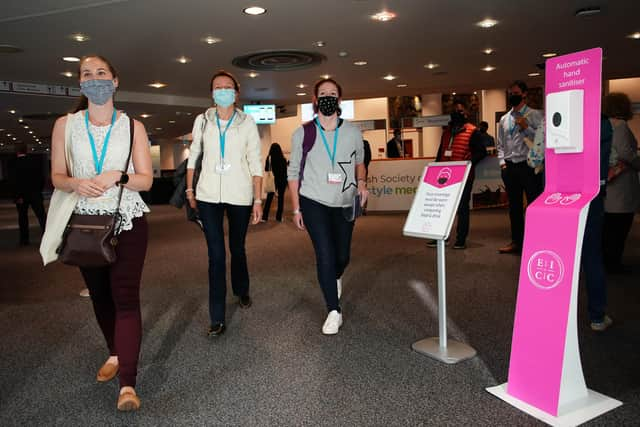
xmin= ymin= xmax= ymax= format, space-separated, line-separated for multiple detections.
xmin=487 ymin=48 xmax=622 ymax=426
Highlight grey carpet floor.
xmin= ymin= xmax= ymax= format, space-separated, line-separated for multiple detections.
xmin=0 ymin=205 xmax=638 ymax=426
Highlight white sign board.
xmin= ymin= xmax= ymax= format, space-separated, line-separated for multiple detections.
xmin=403 ymin=161 xmax=471 ymax=240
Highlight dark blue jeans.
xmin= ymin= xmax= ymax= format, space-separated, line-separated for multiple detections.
xmin=581 ymin=190 xmax=606 ymax=322
xmin=454 ymin=175 xmax=474 ymax=245
xmin=501 ymin=161 xmax=544 ymax=246
xmin=197 ymin=201 xmax=252 ymax=324
xmin=300 ymin=196 xmax=355 ymax=313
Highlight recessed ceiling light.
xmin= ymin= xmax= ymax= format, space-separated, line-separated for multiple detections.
xmin=140 ymin=114 xmax=151 ymax=118
xmin=371 ymin=11 xmax=396 ymax=22
xmin=7 ymin=133 xmax=12 ymax=136
xmin=243 ymin=6 xmax=266 ymax=15
xmin=168 ymin=120 xmax=176 ymax=124
xmin=176 ymin=56 xmax=191 ymax=64
xmin=296 ymin=92 xmax=307 ymax=96
xmin=8 ymin=110 xmax=16 ymax=114
xmin=18 ymin=119 xmax=23 ymax=123
xmin=62 ymin=56 xmax=80 ymax=62
xmin=353 ymin=60 xmax=367 ymax=66
xmin=627 ymin=32 xmax=640 ymax=40
xmin=452 ymin=92 xmax=457 ymax=95
xmin=313 ymin=41 xmax=326 ymax=47
xmin=476 ymin=18 xmax=498 ymax=28
xmin=575 ymin=7 xmax=601 ymax=17
xmin=61 ymin=71 xmax=74 ymax=78
xmin=247 ymin=72 xmax=259 ymax=78
xmin=396 ymin=84 xmax=408 ymax=88
xmin=320 ymin=74 xmax=331 ymax=79
xmin=482 ymin=65 xmax=496 ymax=72
xmin=69 ymin=33 xmax=90 ymax=42
xmin=12 ymin=137 xmax=16 ymax=141
xmin=424 ymin=63 xmax=439 ymax=70
xmin=383 ymin=74 xmax=397 ymax=81
xmin=528 ymin=72 xmax=541 ymax=77
xmin=483 ymin=48 xmax=495 ymax=55
xmin=542 ymin=52 xmax=557 ymax=58
xmin=28 ymin=131 xmax=33 ymax=134
xmin=473 ymin=91 xmax=478 ymax=95
xmin=148 ymin=82 xmax=167 ymax=89
xmin=155 ymin=127 xmax=163 ymax=131
xmin=201 ymin=36 xmax=222 ymax=45
xmin=296 ymin=83 xmax=307 ymax=88
xmin=338 ymin=51 xmax=349 ymax=57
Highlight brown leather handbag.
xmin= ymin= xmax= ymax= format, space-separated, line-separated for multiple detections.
xmin=57 ymin=117 xmax=134 ymax=268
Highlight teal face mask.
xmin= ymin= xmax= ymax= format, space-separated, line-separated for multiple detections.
xmin=213 ymin=88 xmax=236 ymax=107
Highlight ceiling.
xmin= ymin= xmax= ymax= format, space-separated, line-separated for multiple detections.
xmin=1 ymin=0 xmax=639 ymax=149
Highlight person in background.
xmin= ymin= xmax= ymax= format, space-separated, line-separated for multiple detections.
xmin=496 ymin=80 xmax=544 ymax=254
xmin=602 ymin=92 xmax=640 ymax=274
xmin=581 ymin=115 xmax=613 ymax=332
xmin=49 ymin=55 xmax=152 ymax=411
xmin=262 ymin=142 xmax=288 ymax=222
xmin=287 ymin=78 xmax=368 ymax=335
xmin=428 ymin=99 xmax=486 ymax=249
xmin=186 ymin=70 xmax=263 ymax=337
xmin=477 ymin=121 xmax=495 ymax=148
xmin=386 ymin=129 xmax=403 ymax=158
xmin=10 ymin=143 xmax=46 ymax=246
xmin=362 ymin=139 xmax=372 ymax=215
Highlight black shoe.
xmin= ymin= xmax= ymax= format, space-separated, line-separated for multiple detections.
xmin=452 ymin=241 xmax=466 ymax=249
xmin=239 ymin=295 xmax=252 ymax=309
xmin=207 ymin=323 xmax=226 ymax=337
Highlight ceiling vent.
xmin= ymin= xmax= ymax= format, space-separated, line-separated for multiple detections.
xmin=232 ymin=50 xmax=326 ymax=71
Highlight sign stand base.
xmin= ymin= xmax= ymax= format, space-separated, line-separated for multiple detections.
xmin=412 ymin=337 xmax=476 ymax=364
xmin=486 ymin=383 xmax=622 ymax=427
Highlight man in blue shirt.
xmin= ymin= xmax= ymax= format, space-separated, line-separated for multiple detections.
xmin=496 ymin=80 xmax=544 ymax=254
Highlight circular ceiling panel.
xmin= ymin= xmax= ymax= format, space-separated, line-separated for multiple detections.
xmin=232 ymin=50 xmax=326 ymax=71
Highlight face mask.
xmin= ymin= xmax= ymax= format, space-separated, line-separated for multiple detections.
xmin=450 ymin=111 xmax=466 ymax=124
xmin=317 ymin=96 xmax=339 ymax=116
xmin=80 ymin=79 xmax=115 ymax=105
xmin=508 ymin=94 xmax=523 ymax=108
xmin=213 ymin=88 xmax=236 ymax=107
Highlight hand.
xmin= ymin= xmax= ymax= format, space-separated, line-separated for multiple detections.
xmin=358 ymin=181 xmax=369 ymax=207
xmin=500 ymin=164 xmax=507 ymax=170
xmin=293 ymin=212 xmax=305 ymax=230
xmin=74 ymin=178 xmax=105 ymax=197
xmin=188 ymin=197 xmax=197 ymax=210
xmin=251 ymin=203 xmax=262 ymax=224
xmin=515 ymin=116 xmax=529 ymax=130
xmin=92 ymin=170 xmax=122 ymax=191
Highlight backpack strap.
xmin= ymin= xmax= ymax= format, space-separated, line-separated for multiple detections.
xmin=299 ymin=120 xmax=317 ymax=182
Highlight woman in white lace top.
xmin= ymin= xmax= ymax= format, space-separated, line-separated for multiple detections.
xmin=50 ymin=55 xmax=152 ymax=411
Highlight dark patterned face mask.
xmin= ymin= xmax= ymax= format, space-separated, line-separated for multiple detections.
xmin=317 ymin=96 xmax=339 ymax=116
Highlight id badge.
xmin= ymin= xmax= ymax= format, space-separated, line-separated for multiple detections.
xmin=215 ymin=162 xmax=231 ymax=175
xmin=327 ymin=172 xmax=343 ymax=184
xmin=444 ymin=150 xmax=453 ymax=157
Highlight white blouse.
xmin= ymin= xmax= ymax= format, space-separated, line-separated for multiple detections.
xmin=69 ymin=111 xmax=149 ymax=232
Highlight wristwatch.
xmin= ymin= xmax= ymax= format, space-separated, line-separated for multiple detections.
xmin=117 ymin=172 xmax=129 ymax=186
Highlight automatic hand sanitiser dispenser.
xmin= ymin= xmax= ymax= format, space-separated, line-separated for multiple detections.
xmin=546 ymin=89 xmax=584 ymax=153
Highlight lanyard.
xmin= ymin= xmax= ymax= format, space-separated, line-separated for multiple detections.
xmin=509 ymin=105 xmax=528 ymax=136
xmin=215 ymin=110 xmax=236 ymax=161
xmin=84 ymin=109 xmax=117 ymax=175
xmin=315 ymin=118 xmax=339 ymax=168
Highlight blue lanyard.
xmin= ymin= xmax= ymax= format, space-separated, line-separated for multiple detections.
xmin=84 ymin=109 xmax=117 ymax=175
xmin=215 ymin=110 xmax=236 ymax=161
xmin=509 ymin=105 xmax=528 ymax=136
xmin=315 ymin=118 xmax=339 ymax=168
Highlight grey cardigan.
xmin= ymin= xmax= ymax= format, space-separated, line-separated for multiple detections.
xmin=604 ymin=120 xmax=640 ymax=213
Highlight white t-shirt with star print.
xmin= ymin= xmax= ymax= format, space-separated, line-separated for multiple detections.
xmin=288 ymin=119 xmax=364 ymax=208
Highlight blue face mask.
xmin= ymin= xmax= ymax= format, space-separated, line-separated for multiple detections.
xmin=213 ymin=88 xmax=236 ymax=107
xmin=80 ymin=79 xmax=116 ymax=105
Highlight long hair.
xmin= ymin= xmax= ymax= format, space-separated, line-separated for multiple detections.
xmin=268 ymin=142 xmax=285 ymax=162
xmin=72 ymin=55 xmax=118 ymax=113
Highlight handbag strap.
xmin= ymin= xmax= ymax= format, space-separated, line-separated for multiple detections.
xmin=112 ymin=116 xmax=135 ymax=233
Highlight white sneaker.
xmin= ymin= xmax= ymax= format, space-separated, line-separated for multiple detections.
xmin=337 ymin=277 xmax=342 ymax=299
xmin=79 ymin=288 xmax=90 ymax=297
xmin=322 ymin=310 xmax=343 ymax=335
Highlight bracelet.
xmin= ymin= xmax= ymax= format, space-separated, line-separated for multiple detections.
xmin=253 ymin=199 xmax=262 ymax=204
xmin=185 ymin=188 xmax=194 ymax=193
xmin=292 ymin=209 xmax=301 ymax=215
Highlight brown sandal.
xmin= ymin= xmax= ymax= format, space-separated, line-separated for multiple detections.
xmin=96 ymin=362 xmax=118 ymax=382
xmin=117 ymin=391 xmax=140 ymax=411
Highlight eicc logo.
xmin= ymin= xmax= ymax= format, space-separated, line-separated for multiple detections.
xmin=527 ymin=250 xmax=565 ymax=290
xmin=437 ymin=168 xmax=452 ymax=185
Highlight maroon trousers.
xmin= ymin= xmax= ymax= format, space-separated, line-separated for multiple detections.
xmin=80 ymin=216 xmax=148 ymax=388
